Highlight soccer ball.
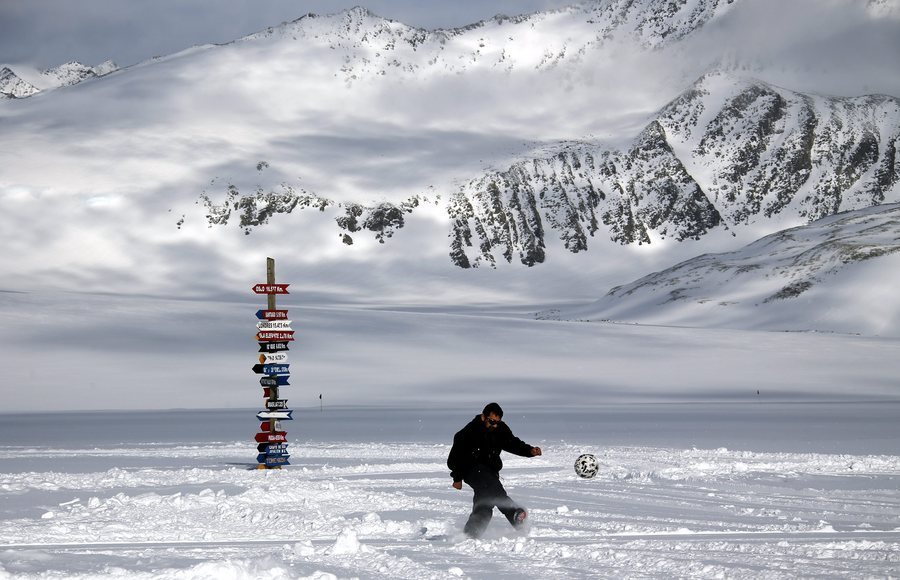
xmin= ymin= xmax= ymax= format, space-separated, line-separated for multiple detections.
xmin=574 ymin=453 xmax=599 ymax=478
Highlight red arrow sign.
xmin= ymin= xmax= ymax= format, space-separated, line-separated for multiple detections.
xmin=256 ymin=331 xmax=295 ymax=342
xmin=252 ymin=283 xmax=290 ymax=294
xmin=255 ymin=431 xmax=287 ymax=443
xmin=259 ymin=421 xmax=283 ymax=432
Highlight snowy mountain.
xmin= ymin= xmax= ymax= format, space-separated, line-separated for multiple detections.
xmin=0 ymin=67 xmax=39 ymax=98
xmin=0 ymin=60 xmax=118 ymax=97
xmin=1 ymin=0 xmax=736 ymax=98
xmin=445 ymin=72 xmax=900 ymax=268
xmin=245 ymin=0 xmax=738 ymax=81
xmin=203 ymin=70 xmax=900 ymax=270
xmin=549 ymin=202 xmax=900 ymax=335
xmin=1 ymin=1 xmax=899 ymax=310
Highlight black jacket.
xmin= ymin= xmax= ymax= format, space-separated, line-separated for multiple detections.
xmin=447 ymin=415 xmax=534 ymax=481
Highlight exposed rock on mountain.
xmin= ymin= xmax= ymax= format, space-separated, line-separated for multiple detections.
xmin=250 ymin=0 xmax=738 ymax=82
xmin=0 ymin=60 xmax=119 ymax=97
xmin=199 ymin=175 xmax=423 ymax=245
xmin=41 ymin=61 xmax=99 ymax=87
xmin=451 ymin=72 xmax=900 ymax=268
xmin=197 ymin=70 xmax=900 ymax=268
xmin=0 ymin=67 xmax=40 ymax=98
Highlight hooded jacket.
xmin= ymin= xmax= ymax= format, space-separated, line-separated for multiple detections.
xmin=447 ymin=415 xmax=534 ymax=482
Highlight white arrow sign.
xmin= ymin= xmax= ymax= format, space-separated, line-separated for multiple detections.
xmin=257 ymin=320 xmax=293 ymax=331
xmin=257 ymin=410 xmax=293 ymax=420
xmin=258 ymin=352 xmax=289 ymax=364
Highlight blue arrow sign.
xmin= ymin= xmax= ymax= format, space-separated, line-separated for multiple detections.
xmin=263 ymin=448 xmax=289 ymax=458
xmin=260 ymin=376 xmax=290 ymax=387
xmin=252 ymin=364 xmax=290 ymax=375
xmin=260 ymin=443 xmax=289 ymax=455
xmin=257 ymin=454 xmax=291 ymax=466
xmin=256 ymin=309 xmax=289 ymax=320
xmin=257 ymin=410 xmax=293 ymax=421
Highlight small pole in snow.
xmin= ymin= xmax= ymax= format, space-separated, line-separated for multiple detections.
xmin=319 ymin=393 xmax=323 ymax=412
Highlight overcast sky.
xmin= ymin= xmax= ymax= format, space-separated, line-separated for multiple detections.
xmin=0 ymin=0 xmax=577 ymax=69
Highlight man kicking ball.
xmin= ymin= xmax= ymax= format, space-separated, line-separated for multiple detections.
xmin=447 ymin=402 xmax=542 ymax=538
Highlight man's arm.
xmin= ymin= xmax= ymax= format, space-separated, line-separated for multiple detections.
xmin=447 ymin=429 xmax=468 ymax=484
xmin=501 ymin=425 xmax=541 ymax=458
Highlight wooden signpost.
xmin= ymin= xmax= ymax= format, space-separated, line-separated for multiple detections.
xmin=252 ymin=257 xmax=292 ymax=469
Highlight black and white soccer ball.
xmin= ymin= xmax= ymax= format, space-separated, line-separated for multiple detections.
xmin=574 ymin=453 xmax=599 ymax=479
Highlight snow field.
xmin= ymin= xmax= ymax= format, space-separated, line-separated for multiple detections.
xmin=1 ymin=440 xmax=899 ymax=578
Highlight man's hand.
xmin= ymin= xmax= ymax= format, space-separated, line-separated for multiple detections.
xmin=531 ymin=447 xmax=542 ymax=457
xmin=452 ymin=480 xmax=462 ymax=490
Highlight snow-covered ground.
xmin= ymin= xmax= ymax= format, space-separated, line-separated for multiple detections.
xmin=1 ymin=405 xmax=899 ymax=579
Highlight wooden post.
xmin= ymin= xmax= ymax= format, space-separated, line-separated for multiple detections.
xmin=266 ymin=257 xmax=276 ymax=311
xmin=256 ymin=256 xmax=289 ymax=470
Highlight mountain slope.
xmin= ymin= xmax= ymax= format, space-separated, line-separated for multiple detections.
xmin=448 ymin=72 xmax=900 ymax=267
xmin=0 ymin=67 xmax=39 ymax=98
xmin=1 ymin=2 xmax=899 ymax=304
xmin=0 ymin=61 xmax=119 ymax=97
xmin=548 ymin=202 xmax=900 ymax=336
xmin=206 ymin=70 xmax=900 ymax=269
xmin=4 ymin=0 xmax=737 ymax=95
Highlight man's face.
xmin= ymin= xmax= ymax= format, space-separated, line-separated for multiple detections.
xmin=482 ymin=413 xmax=501 ymax=430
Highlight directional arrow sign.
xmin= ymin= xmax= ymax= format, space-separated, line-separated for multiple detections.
xmin=260 ymin=443 xmax=289 ymax=455
xmin=266 ymin=399 xmax=289 ymax=410
xmin=258 ymin=352 xmax=288 ymax=364
xmin=252 ymin=363 xmax=290 ymax=375
xmin=255 ymin=431 xmax=287 ymax=443
xmin=252 ymin=283 xmax=289 ymax=294
xmin=257 ymin=442 xmax=289 ymax=453
xmin=256 ymin=309 xmax=289 ymax=320
xmin=256 ymin=320 xmax=292 ymax=331
xmin=256 ymin=331 xmax=294 ymax=342
xmin=257 ymin=450 xmax=289 ymax=461
xmin=257 ymin=410 xmax=293 ymax=421
xmin=259 ymin=341 xmax=290 ymax=353
xmin=262 ymin=387 xmax=277 ymax=399
xmin=257 ymin=455 xmax=290 ymax=466
xmin=260 ymin=376 xmax=290 ymax=387
xmin=259 ymin=421 xmax=283 ymax=432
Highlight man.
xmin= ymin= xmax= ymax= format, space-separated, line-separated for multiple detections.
xmin=447 ymin=402 xmax=542 ymax=538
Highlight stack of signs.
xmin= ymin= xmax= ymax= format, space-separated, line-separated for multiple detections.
xmin=253 ymin=282 xmax=293 ymax=468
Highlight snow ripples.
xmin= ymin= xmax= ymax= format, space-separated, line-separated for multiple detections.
xmin=1 ymin=442 xmax=899 ymax=578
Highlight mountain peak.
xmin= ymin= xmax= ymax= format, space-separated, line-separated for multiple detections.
xmin=0 ymin=66 xmax=40 ymax=98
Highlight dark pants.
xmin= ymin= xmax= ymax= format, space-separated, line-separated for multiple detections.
xmin=462 ymin=465 xmax=522 ymax=538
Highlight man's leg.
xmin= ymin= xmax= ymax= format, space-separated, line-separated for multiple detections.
xmin=464 ymin=466 xmax=522 ymax=537
xmin=476 ymin=470 xmax=525 ymax=528
xmin=463 ymin=489 xmax=493 ymax=538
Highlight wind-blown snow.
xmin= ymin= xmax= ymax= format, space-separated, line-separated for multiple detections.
xmin=1 ymin=408 xmax=899 ymax=578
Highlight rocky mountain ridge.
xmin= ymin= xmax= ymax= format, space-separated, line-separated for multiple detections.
xmin=201 ymin=71 xmax=900 ymax=269
xmin=448 ymin=72 xmax=900 ymax=267
xmin=248 ymin=0 xmax=738 ymax=83
xmin=0 ymin=60 xmax=118 ymax=98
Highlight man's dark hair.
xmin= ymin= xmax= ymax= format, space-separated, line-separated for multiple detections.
xmin=482 ymin=402 xmax=503 ymax=418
